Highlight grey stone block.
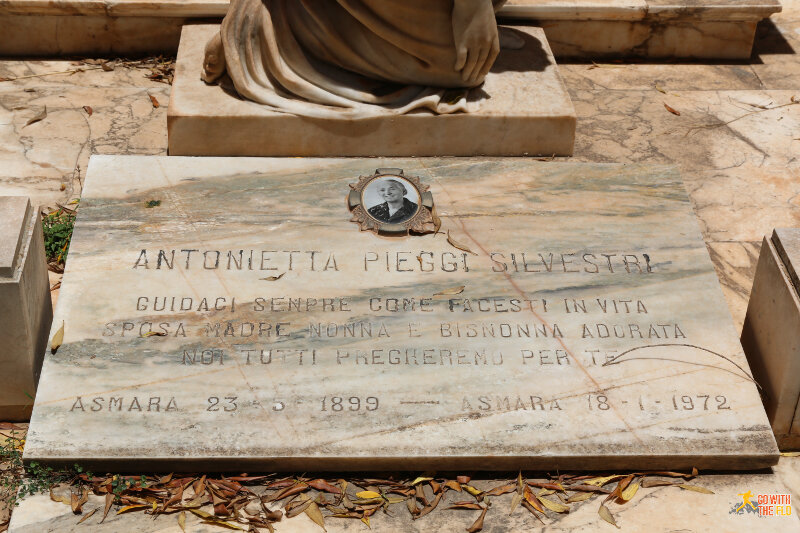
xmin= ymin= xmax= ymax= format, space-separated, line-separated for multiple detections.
xmin=0 ymin=196 xmax=52 ymax=421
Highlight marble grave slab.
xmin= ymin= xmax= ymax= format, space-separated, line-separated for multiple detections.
xmin=23 ymin=156 xmax=779 ymax=471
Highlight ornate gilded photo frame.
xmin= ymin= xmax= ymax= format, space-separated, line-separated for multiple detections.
xmin=348 ymin=168 xmax=435 ymax=236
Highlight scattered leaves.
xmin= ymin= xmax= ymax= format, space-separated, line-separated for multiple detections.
xmin=663 ymin=103 xmax=681 ymax=116
xmin=148 ymin=94 xmax=160 ymax=108
xmin=83 ymin=106 xmax=93 ymax=116
xmin=260 ymin=273 xmax=285 ymax=281
xmin=3 ymin=467 xmax=717 ymax=531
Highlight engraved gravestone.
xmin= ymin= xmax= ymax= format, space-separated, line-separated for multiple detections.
xmin=24 ymin=156 xmax=778 ymax=471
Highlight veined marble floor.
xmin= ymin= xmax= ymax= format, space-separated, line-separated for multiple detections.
xmin=0 ymin=2 xmax=799 ymax=531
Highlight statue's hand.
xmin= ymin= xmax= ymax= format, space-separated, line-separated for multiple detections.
xmin=452 ymin=0 xmax=500 ymax=86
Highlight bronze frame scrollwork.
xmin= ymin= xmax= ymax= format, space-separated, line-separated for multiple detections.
xmin=348 ymin=168 xmax=435 ymax=236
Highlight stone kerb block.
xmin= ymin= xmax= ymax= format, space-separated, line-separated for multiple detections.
xmin=742 ymin=229 xmax=800 ymax=450
xmin=0 ymin=197 xmax=52 ymax=421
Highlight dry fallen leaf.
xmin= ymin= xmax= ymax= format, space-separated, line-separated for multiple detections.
xmin=598 ymin=504 xmax=619 ymax=528
xmin=677 ymin=484 xmax=714 ymax=494
xmin=260 ymin=273 xmax=285 ymax=281
xmin=304 ymin=501 xmax=326 ymax=531
xmin=50 ymin=487 xmax=71 ymax=506
xmin=664 ymin=103 xmax=681 ymax=116
xmin=117 ymin=504 xmax=149 ymax=514
xmin=148 ymin=94 xmax=160 ymax=108
xmin=83 ymin=106 xmax=93 ymax=116
xmin=433 ymin=285 xmax=465 ymax=297
xmin=101 ymin=492 xmax=113 ymax=523
xmin=178 ymin=511 xmax=186 ymax=532
xmin=484 ymin=484 xmax=515 ymax=497
xmin=308 ymin=479 xmax=341 ymax=494
xmin=71 ymin=488 xmax=89 ymax=513
xmin=431 ymin=207 xmax=442 ymax=234
xmin=446 ymin=230 xmax=477 ymax=255
xmin=51 ymin=321 xmax=64 ymax=353
xmin=523 ymin=487 xmax=544 ymax=514
xmin=76 ymin=508 xmax=96 ymax=524
xmin=462 ymin=485 xmax=483 ymax=498
xmin=141 ymin=331 xmax=167 ymax=337
xmin=355 ymin=490 xmax=382 ymax=499
xmin=584 ymin=475 xmax=624 ymax=487
xmin=447 ymin=502 xmax=483 ymax=510
xmin=509 ymin=492 xmax=522 ymax=515
xmin=620 ymin=482 xmax=639 ymax=502
xmin=445 ymin=480 xmax=462 ymax=492
xmin=566 ymin=492 xmax=593 ymax=503
xmin=411 ymin=476 xmax=433 ymax=486
xmin=641 ymin=479 xmax=676 ymax=488
xmin=24 ymin=106 xmax=47 ymax=127
xmin=539 ymin=496 xmax=569 ymax=513
xmin=466 ymin=505 xmax=488 ymax=533
xmin=655 ymin=84 xmax=667 ymax=94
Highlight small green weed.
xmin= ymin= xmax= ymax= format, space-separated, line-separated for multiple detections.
xmin=42 ymin=208 xmax=76 ymax=266
xmin=1 ymin=431 xmax=87 ymax=508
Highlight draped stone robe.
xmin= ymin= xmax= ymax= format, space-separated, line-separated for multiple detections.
xmin=205 ymin=0 xmax=506 ymax=118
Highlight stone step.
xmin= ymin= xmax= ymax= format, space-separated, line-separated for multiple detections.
xmin=167 ymin=24 xmax=576 ymax=157
xmin=0 ymin=0 xmax=781 ymax=58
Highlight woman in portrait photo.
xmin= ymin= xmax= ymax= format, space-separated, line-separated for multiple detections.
xmin=367 ymin=179 xmax=419 ymax=223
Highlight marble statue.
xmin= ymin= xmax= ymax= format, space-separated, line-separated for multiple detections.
xmin=202 ymin=0 xmax=514 ymax=118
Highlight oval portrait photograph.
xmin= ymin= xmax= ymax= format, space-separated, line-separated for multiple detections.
xmin=362 ymin=175 xmax=421 ymax=224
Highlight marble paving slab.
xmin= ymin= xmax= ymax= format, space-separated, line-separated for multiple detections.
xmin=0 ymin=0 xmax=780 ymax=57
xmin=0 ymin=0 xmax=779 ymax=20
xmin=167 ymin=25 xmax=575 ymax=157
xmin=22 ymin=156 xmax=779 ymax=471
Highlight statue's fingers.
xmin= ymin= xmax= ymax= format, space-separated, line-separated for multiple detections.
xmin=467 ymin=46 xmax=490 ymax=85
xmin=454 ymin=46 xmax=468 ymax=71
xmin=461 ymin=47 xmax=481 ymax=82
xmin=477 ymin=39 xmax=500 ymax=81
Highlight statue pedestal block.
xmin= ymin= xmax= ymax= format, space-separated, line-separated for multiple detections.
xmin=167 ymin=24 xmax=576 ymax=157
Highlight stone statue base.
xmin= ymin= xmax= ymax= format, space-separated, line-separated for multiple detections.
xmin=168 ymin=24 xmax=576 ymax=157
